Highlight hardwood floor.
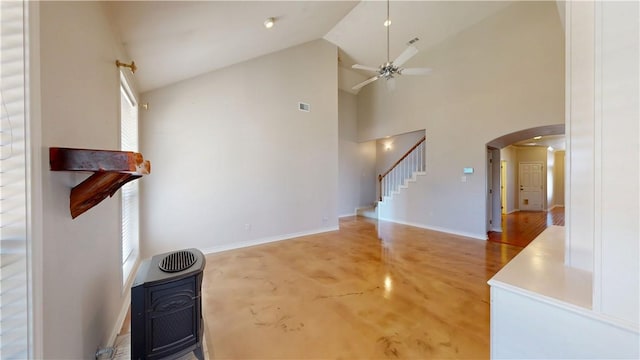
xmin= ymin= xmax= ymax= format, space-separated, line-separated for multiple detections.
xmin=203 ymin=217 xmax=522 ymax=359
xmin=488 ymin=207 xmax=565 ymax=248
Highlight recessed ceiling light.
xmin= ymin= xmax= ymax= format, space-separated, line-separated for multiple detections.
xmin=533 ymin=136 xmax=542 ymax=140
xmin=264 ymin=17 xmax=275 ymax=29
xmin=383 ymin=19 xmax=391 ymax=27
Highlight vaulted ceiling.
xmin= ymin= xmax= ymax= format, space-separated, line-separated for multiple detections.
xmin=106 ymin=1 xmax=515 ymax=94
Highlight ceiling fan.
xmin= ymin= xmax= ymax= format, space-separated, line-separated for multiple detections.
xmin=351 ymin=0 xmax=432 ymax=91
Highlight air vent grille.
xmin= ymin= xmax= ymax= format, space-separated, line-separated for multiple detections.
xmin=298 ymin=102 xmax=310 ymax=112
xmin=159 ymin=250 xmax=196 ymax=273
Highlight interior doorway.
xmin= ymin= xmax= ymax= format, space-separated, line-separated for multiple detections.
xmin=486 ymin=124 xmax=565 ymax=244
xmin=487 ymin=148 xmax=501 ymax=233
xmin=500 ymin=160 xmax=507 ymax=215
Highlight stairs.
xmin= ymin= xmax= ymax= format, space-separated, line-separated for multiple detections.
xmin=379 ymin=136 xmax=426 ymax=200
xmin=379 ymin=171 xmax=427 ymax=203
xmin=356 ymin=204 xmax=378 ymax=219
xmin=361 ymin=136 xmax=427 ymax=220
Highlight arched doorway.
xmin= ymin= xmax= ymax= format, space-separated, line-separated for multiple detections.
xmin=486 ymin=124 xmax=565 ymax=246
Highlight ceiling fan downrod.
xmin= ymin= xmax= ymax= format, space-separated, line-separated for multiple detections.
xmin=386 ymin=0 xmax=390 ymax=64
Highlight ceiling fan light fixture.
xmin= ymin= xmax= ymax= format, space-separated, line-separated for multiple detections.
xmin=264 ymin=17 xmax=275 ymax=29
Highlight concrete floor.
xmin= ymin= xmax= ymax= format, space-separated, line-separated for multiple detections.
xmin=202 ymin=216 xmax=522 ymax=359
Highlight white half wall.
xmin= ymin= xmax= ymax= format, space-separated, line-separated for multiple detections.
xmin=565 ymin=2 xmax=640 ymax=325
xmin=591 ymin=0 xmax=639 ymax=325
xmin=491 ymin=286 xmax=639 ymax=359
xmin=378 ymin=173 xmax=486 ymax=240
xmin=357 ymin=1 xmax=564 ymax=237
xmin=565 ymin=0 xmax=595 ymax=272
xmin=36 ymin=2 xmax=135 ymax=357
xmin=140 ymin=39 xmax=339 ymax=257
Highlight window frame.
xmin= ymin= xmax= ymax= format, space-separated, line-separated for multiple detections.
xmin=119 ymin=71 xmax=139 ymax=287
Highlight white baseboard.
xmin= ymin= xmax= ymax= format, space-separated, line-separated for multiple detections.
xmin=507 ymin=209 xmax=519 ymax=214
xmin=200 ymin=226 xmax=340 ymax=254
xmin=108 ymin=226 xmax=339 ymax=348
xmin=377 ymin=217 xmax=487 ymax=241
xmin=355 ymin=205 xmax=375 ymax=211
xmin=339 ymin=212 xmax=356 ymax=218
xmin=490 ymin=227 xmax=502 ymax=233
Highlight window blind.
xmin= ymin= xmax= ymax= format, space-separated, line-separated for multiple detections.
xmin=120 ymin=74 xmax=139 ymax=282
xmin=0 ymin=0 xmax=30 ymax=357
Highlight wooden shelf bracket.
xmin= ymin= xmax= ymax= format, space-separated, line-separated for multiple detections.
xmin=49 ymin=147 xmax=151 ymax=219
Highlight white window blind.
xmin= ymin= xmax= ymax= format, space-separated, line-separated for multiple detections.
xmin=120 ymin=74 xmax=139 ymax=283
xmin=1 ymin=0 xmax=30 ymax=358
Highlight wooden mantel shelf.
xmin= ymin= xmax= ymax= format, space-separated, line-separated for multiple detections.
xmin=49 ymin=148 xmax=151 ymax=219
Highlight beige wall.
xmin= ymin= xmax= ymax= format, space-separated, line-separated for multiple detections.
xmin=358 ymin=1 xmax=564 ymax=237
xmin=36 ymin=2 xmax=134 ymax=357
xmin=338 ymin=90 xmax=376 ymax=215
xmin=141 ymin=39 xmax=339 ymax=256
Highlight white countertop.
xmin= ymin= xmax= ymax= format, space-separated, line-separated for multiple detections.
xmin=488 ymin=225 xmax=593 ymax=311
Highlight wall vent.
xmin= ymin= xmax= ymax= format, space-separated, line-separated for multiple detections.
xmin=298 ymin=102 xmax=310 ymax=112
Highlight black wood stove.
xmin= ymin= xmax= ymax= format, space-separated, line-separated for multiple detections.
xmin=131 ymin=248 xmax=206 ymax=359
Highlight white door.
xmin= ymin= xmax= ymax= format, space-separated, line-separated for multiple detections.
xmin=519 ymin=162 xmax=543 ymax=211
xmin=501 ymin=160 xmax=507 ymax=214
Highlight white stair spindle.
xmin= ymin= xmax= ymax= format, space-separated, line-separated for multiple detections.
xmin=383 ymin=177 xmax=386 ymax=198
xmin=418 ymin=143 xmax=421 ymax=172
xmin=392 ymin=169 xmax=395 ymax=194
xmin=404 ymin=160 xmax=407 ymax=184
xmin=385 ymin=174 xmax=388 ymax=198
xmin=411 ymin=151 xmax=418 ymax=176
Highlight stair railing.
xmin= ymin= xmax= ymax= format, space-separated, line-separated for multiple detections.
xmin=379 ymin=136 xmax=426 ymax=201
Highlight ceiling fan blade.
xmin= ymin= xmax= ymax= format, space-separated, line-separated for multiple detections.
xmin=399 ymin=67 xmax=432 ymax=75
xmin=392 ymin=46 xmax=419 ymax=67
xmin=352 ymin=75 xmax=381 ymax=90
xmin=352 ymin=64 xmax=380 ymax=72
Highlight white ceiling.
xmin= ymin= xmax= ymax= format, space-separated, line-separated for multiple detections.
xmin=513 ymin=135 xmax=566 ymax=151
xmin=106 ymin=1 xmax=515 ymax=93
xmin=105 ymin=1 xmax=359 ymax=92
xmin=325 ymin=1 xmax=512 ymax=74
